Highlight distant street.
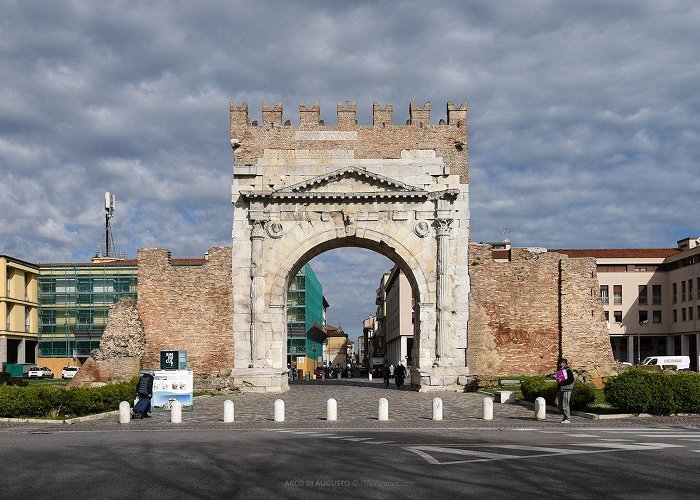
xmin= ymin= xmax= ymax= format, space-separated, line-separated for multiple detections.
xmin=2 ymin=425 xmax=700 ymax=499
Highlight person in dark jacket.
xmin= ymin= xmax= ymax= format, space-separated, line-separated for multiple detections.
xmin=134 ymin=372 xmax=154 ymax=418
xmin=394 ymin=363 xmax=407 ymax=390
xmin=383 ymin=362 xmax=390 ymax=388
xmin=556 ymin=358 xmax=575 ymax=423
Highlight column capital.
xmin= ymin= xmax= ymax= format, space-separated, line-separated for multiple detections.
xmin=434 ymin=218 xmax=453 ymax=236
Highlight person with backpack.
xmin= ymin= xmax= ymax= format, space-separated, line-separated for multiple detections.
xmin=556 ymin=358 xmax=575 ymax=423
xmin=134 ymin=371 xmax=154 ymax=419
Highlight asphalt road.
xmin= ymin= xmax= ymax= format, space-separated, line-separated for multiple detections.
xmin=2 ymin=425 xmax=700 ymax=499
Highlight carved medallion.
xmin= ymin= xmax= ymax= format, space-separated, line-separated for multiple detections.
xmin=414 ymin=220 xmax=430 ymax=238
xmin=266 ymin=221 xmax=284 ymax=239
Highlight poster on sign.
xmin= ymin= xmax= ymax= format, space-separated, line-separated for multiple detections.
xmin=153 ymin=370 xmax=194 ymax=412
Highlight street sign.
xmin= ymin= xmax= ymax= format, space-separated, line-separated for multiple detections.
xmin=160 ymin=350 xmax=188 ymax=370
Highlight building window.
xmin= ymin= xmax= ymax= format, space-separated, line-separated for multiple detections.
xmin=638 ymin=310 xmax=648 ymax=324
xmin=613 ymin=285 xmax=622 ymax=305
xmin=672 ymin=283 xmax=677 ymax=304
xmin=634 ymin=265 xmax=647 ymax=272
xmin=614 ymin=310 xmax=622 ymax=323
xmin=690 ymin=307 xmax=694 ymax=321
xmin=673 ymin=309 xmax=677 ymax=323
xmin=652 ymin=310 xmax=662 ymax=323
xmin=604 ymin=311 xmax=609 ymax=322
xmin=681 ymin=281 xmax=686 ymax=302
xmin=600 ymin=285 xmax=609 ymax=305
xmin=77 ymin=309 xmax=93 ymax=326
xmin=652 ymin=285 xmax=662 ymax=305
xmin=25 ymin=310 xmax=30 ymax=332
xmin=689 ymin=279 xmax=693 ymax=301
xmin=638 ymin=285 xmax=648 ymax=305
xmin=682 ymin=308 xmax=687 ymax=322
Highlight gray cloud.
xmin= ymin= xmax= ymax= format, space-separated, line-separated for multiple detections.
xmin=1 ymin=0 xmax=698 ymax=335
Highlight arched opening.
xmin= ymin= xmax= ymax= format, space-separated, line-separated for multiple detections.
xmin=283 ymin=243 xmax=420 ymax=386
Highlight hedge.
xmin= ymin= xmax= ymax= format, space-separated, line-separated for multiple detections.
xmin=604 ymin=368 xmax=700 ymax=415
xmin=0 ymin=377 xmax=138 ymax=419
xmin=520 ymin=377 xmax=596 ymax=410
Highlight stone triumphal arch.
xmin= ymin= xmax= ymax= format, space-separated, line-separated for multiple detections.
xmin=229 ymin=101 xmax=471 ymax=392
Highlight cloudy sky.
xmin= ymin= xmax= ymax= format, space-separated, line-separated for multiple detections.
xmin=1 ymin=1 xmax=699 ymax=339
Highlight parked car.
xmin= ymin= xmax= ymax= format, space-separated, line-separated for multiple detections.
xmin=62 ymin=366 xmax=80 ymax=379
xmin=28 ymin=366 xmax=54 ymax=379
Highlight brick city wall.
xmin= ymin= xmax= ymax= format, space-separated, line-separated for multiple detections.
xmin=230 ymin=101 xmax=469 ymax=183
xmin=468 ymin=244 xmax=615 ymax=376
xmin=137 ymin=247 xmax=233 ymax=374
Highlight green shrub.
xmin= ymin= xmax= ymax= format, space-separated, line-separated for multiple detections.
xmin=520 ymin=377 xmax=595 ymax=410
xmin=0 ymin=377 xmax=138 ymax=419
xmin=0 ymin=371 xmax=28 ymax=386
xmin=603 ymin=368 xmax=700 ymax=415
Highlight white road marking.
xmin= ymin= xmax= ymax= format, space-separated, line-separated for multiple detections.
xmin=637 ymin=434 xmax=700 ymax=438
xmin=405 ymin=442 xmax=683 ymax=465
xmin=342 ymin=437 xmax=374 ymax=442
xmin=367 ymin=440 xmax=395 ymax=445
xmin=566 ymin=434 xmax=598 ymax=438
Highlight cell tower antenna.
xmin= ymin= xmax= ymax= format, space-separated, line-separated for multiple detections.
xmin=503 ymin=226 xmax=511 ymax=243
xmin=104 ymin=192 xmax=116 ymax=257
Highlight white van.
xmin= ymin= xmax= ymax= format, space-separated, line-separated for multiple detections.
xmin=641 ymin=356 xmax=690 ymax=370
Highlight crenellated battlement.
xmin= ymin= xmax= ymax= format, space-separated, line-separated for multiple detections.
xmin=229 ymin=101 xmax=467 ymax=129
xmin=230 ymin=100 xmax=469 ymax=183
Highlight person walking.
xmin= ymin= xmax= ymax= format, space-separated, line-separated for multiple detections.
xmin=383 ymin=362 xmax=390 ymax=388
xmin=394 ymin=362 xmax=406 ymax=390
xmin=556 ymin=358 xmax=575 ymax=423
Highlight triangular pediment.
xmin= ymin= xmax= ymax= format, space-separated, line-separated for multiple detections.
xmin=253 ymin=166 xmax=428 ymax=200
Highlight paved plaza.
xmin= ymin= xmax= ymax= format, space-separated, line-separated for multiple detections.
xmin=3 ymin=377 xmax=700 ymax=432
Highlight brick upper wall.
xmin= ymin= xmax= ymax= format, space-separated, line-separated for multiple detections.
xmin=137 ymin=247 xmax=233 ymax=374
xmin=468 ymin=244 xmax=615 ymax=376
xmin=230 ymin=101 xmax=469 ymax=183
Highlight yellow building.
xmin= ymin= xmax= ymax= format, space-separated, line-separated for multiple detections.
xmin=325 ymin=325 xmax=349 ymax=368
xmin=1 ymin=255 xmax=39 ymax=366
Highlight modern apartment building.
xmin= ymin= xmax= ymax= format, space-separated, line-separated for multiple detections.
xmin=555 ymin=237 xmax=700 ymax=369
xmin=37 ymin=258 xmax=138 ymax=373
xmin=384 ymin=265 xmax=414 ymax=366
xmin=0 ymin=255 xmax=39 ymax=365
xmin=286 ymin=263 xmax=326 ymax=376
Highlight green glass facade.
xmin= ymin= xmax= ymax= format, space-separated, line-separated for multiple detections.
xmin=38 ymin=261 xmax=137 ymax=357
xmin=287 ymin=263 xmax=325 ymax=360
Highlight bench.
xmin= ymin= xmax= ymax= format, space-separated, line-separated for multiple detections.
xmin=494 ymin=390 xmax=515 ymax=403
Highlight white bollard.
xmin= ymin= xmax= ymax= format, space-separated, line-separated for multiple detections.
xmin=170 ymin=400 xmax=182 ymax=423
xmin=535 ymin=397 xmax=546 ymax=420
xmin=378 ymin=397 xmax=389 ymax=421
xmin=119 ymin=401 xmax=131 ymax=424
xmin=274 ymin=399 xmax=285 ymax=422
xmin=326 ymin=398 xmax=337 ymax=421
xmin=337 ymin=372 xmax=341 ymax=380
xmin=368 ymin=373 xmax=373 ymax=382
xmin=224 ymin=400 xmax=234 ymax=423
xmin=432 ymin=397 xmax=443 ymax=421
xmin=482 ymin=397 xmax=494 ymax=420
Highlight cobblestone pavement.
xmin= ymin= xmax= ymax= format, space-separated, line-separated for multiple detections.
xmin=2 ymin=378 xmax=700 ymax=432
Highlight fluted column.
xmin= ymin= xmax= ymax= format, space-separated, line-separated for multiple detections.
xmin=249 ymin=220 xmax=266 ymax=366
xmin=435 ymin=218 xmax=453 ymax=363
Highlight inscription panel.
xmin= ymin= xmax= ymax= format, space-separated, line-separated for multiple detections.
xmin=295 ymin=131 xmax=358 ymax=141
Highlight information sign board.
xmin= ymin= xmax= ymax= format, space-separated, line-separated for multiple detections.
xmin=153 ymin=370 xmax=193 ymax=412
